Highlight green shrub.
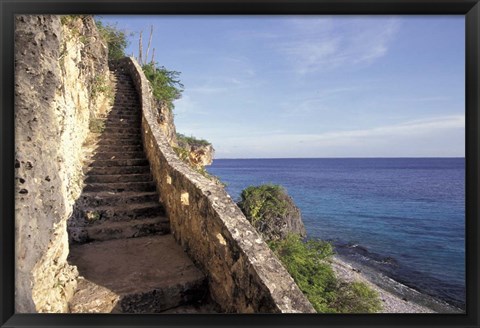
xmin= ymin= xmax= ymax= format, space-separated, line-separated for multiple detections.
xmin=268 ymin=234 xmax=338 ymax=312
xmin=238 ymin=184 xmax=289 ymax=227
xmin=331 ymin=281 xmax=383 ymax=313
xmin=95 ymin=20 xmax=128 ymax=60
xmin=89 ymin=118 xmax=105 ymax=133
xmin=173 ymin=146 xmax=190 ymax=162
xmin=176 ymin=133 xmax=211 ymax=147
xmin=142 ymin=63 xmax=184 ymax=109
xmin=91 ymin=75 xmax=112 ymax=100
xmin=269 ymin=234 xmax=382 ymax=313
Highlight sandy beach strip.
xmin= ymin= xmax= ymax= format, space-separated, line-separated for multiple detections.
xmin=329 ymin=256 xmax=454 ymax=313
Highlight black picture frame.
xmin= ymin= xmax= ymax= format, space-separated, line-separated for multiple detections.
xmin=1 ymin=0 xmax=479 ymax=327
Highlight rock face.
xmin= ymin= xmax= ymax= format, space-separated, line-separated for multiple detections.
xmin=178 ymin=142 xmax=215 ymax=169
xmin=155 ymin=99 xmax=178 ymax=147
xmin=238 ymin=185 xmax=307 ymax=242
xmin=14 ymin=15 xmax=110 ymax=313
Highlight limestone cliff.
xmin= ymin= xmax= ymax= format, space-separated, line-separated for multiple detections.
xmin=14 ymin=15 xmax=111 ymax=313
xmin=175 ymin=133 xmax=215 ymax=169
xmin=155 ymin=99 xmax=178 ymax=147
xmin=152 ymin=94 xmax=214 ymax=169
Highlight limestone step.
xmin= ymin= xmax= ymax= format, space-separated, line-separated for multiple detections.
xmin=68 ymin=235 xmax=207 ymax=313
xmin=99 ymin=123 xmax=142 ymax=130
xmin=112 ymin=104 xmax=140 ymax=109
xmin=107 ymin=107 xmax=140 ymax=112
xmin=83 ymin=165 xmax=150 ymax=175
xmin=89 ymin=145 xmax=144 ymax=153
xmin=160 ymin=303 xmax=220 ymax=314
xmin=114 ymin=97 xmax=139 ymax=102
xmin=113 ymin=89 xmax=136 ymax=93
xmin=97 ymin=133 xmax=142 ymax=140
xmin=76 ymin=216 xmax=170 ymax=243
xmin=114 ymin=81 xmax=134 ymax=86
xmin=78 ymin=202 xmax=164 ymax=222
xmin=85 ymin=173 xmax=152 ymax=184
xmin=104 ymin=116 xmax=140 ymax=121
xmin=107 ymin=109 xmax=140 ymax=115
xmin=105 ymin=110 xmax=140 ymax=115
xmin=86 ymin=158 xmax=149 ymax=167
xmin=101 ymin=115 xmax=140 ymax=122
xmin=113 ymin=89 xmax=137 ymax=93
xmin=110 ymin=109 xmax=139 ymax=114
xmin=99 ymin=122 xmax=142 ymax=129
xmin=83 ymin=181 xmax=156 ymax=192
xmin=113 ymin=96 xmax=138 ymax=100
xmin=102 ymin=127 xmax=141 ymax=135
xmin=95 ymin=138 xmax=142 ymax=146
xmin=112 ymin=98 xmax=138 ymax=102
xmin=89 ymin=151 xmax=146 ymax=161
xmin=78 ymin=191 xmax=158 ymax=207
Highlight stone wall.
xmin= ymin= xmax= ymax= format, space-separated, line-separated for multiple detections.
xmin=117 ymin=57 xmax=315 ymax=313
xmin=14 ymin=15 xmax=110 ymax=312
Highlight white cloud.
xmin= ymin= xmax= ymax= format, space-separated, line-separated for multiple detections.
xmin=275 ymin=17 xmax=400 ymax=74
xmin=173 ymin=94 xmax=210 ymax=117
xmin=391 ymin=96 xmax=452 ymax=102
xmin=308 ymin=114 xmax=464 ymax=141
xmin=280 ymin=86 xmax=365 ymax=117
xmin=213 ymin=115 xmax=465 ymax=158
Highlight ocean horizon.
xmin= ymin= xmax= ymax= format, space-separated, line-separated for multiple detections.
xmin=207 ymin=157 xmax=465 ymax=310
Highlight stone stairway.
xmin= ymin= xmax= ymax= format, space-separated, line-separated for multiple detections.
xmin=67 ymin=69 xmax=214 ymax=313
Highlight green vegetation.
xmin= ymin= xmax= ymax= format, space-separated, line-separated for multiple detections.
xmin=91 ymin=75 xmax=113 ymax=101
xmin=268 ymin=234 xmax=336 ymax=312
xmin=60 ymin=15 xmax=82 ymax=26
xmin=173 ymin=146 xmax=190 ymax=162
xmin=142 ymin=63 xmax=184 ymax=109
xmin=173 ymin=143 xmax=224 ymax=185
xmin=176 ymin=133 xmax=211 ymax=147
xmin=238 ymin=184 xmax=289 ymax=227
xmin=269 ymin=234 xmax=382 ymax=313
xmin=94 ymin=19 xmax=183 ymax=109
xmin=95 ymin=20 xmax=128 ymax=60
xmin=330 ymin=281 xmax=383 ymax=313
xmin=238 ymin=184 xmax=382 ymax=313
xmin=89 ymin=118 xmax=105 ymax=133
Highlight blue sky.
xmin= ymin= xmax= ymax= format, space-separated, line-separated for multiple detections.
xmin=99 ymin=16 xmax=465 ymax=159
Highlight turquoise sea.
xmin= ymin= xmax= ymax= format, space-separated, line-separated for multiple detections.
xmin=207 ymin=158 xmax=465 ymax=309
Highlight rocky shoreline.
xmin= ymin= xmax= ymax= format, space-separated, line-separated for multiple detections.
xmin=330 ymin=255 xmax=463 ymax=314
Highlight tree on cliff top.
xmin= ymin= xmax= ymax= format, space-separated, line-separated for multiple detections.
xmin=142 ymin=62 xmax=184 ymax=109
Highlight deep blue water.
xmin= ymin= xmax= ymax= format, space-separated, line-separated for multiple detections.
xmin=207 ymin=158 xmax=465 ymax=309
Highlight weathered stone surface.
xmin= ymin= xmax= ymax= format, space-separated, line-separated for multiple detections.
xmin=117 ymin=57 xmax=316 ymax=313
xmin=14 ymin=15 xmax=110 ymax=313
xmin=68 ymin=235 xmax=207 ymax=313
xmin=156 ymin=99 xmax=178 ymax=147
xmin=185 ymin=144 xmax=215 ymax=168
xmin=68 ymin=277 xmax=120 ymax=313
